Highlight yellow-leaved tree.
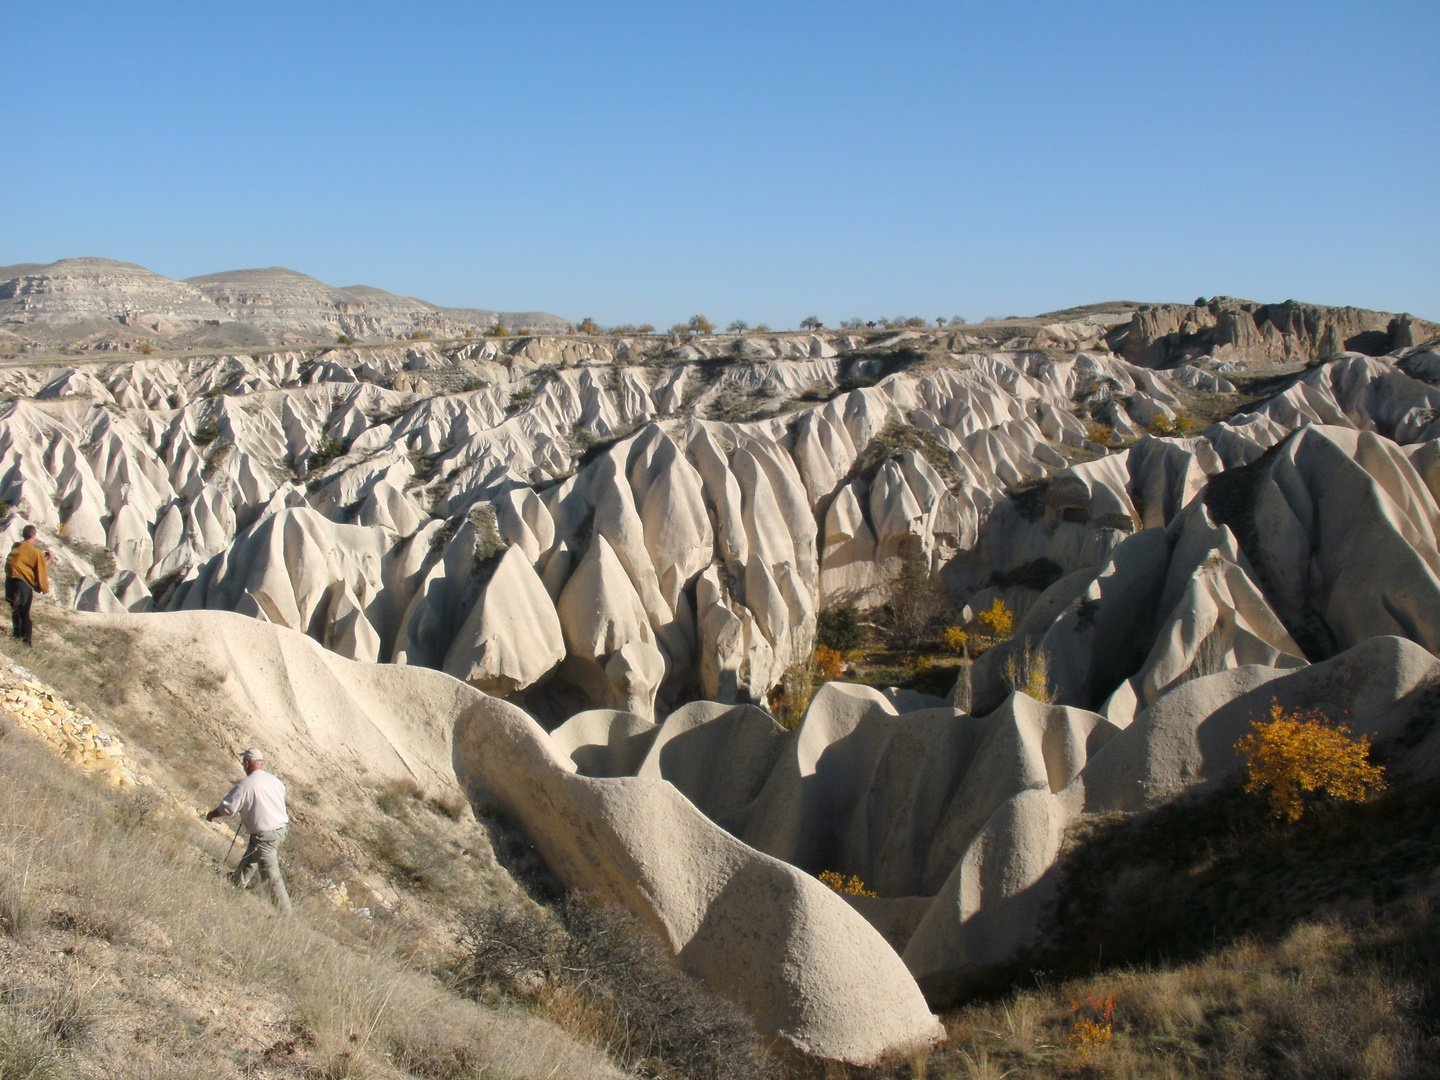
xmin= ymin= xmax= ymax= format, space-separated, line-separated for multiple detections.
xmin=1235 ymin=700 xmax=1386 ymax=822
xmin=978 ymin=598 xmax=1014 ymax=638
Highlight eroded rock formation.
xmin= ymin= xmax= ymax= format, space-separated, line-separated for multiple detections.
xmin=5 ymin=303 xmax=1440 ymax=1050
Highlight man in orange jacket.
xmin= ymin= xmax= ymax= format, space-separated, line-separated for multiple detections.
xmin=6 ymin=525 xmax=51 ymax=646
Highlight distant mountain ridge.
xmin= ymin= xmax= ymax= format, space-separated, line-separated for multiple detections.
xmin=0 ymin=257 xmax=572 ymax=349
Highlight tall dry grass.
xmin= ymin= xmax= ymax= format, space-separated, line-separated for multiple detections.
xmin=0 ymin=714 xmax=620 ymax=1080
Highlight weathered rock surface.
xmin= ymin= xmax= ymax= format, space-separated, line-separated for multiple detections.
xmin=5 ymin=304 xmax=1440 ymax=1030
xmin=68 ymin=609 xmax=943 ymax=1064
xmin=1117 ymin=296 xmax=1438 ymax=370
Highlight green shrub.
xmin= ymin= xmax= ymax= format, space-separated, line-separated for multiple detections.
xmin=816 ymin=603 xmax=866 ymax=652
xmin=308 ymin=436 xmax=346 ymax=473
xmin=191 ymin=418 xmax=221 ymax=446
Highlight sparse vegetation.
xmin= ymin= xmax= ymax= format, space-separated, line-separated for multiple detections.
xmin=1002 ymin=638 xmax=1053 ymax=702
xmin=456 ymin=896 xmax=776 ymax=1080
xmin=411 ymin=330 xmax=430 ymax=341
xmin=468 ymin=502 xmax=505 ymax=564
xmin=336 ymin=334 xmax=356 ymax=346
xmin=725 ymin=320 xmax=749 ymax=334
xmin=1086 ymin=421 xmax=1112 ymax=445
xmin=854 ymin=421 xmax=961 ymax=488
xmin=307 ymin=435 xmax=346 ymax=474
xmin=687 ymin=314 xmax=714 ymax=334
xmin=1236 ymin=700 xmax=1386 ymax=821
xmin=577 ymin=317 xmax=601 ymax=335
xmin=1149 ymin=410 xmax=1195 ymax=436
xmin=0 ymin=706 xmax=611 ymax=1080
xmin=191 ymin=417 xmax=221 ymax=446
xmin=487 ymin=322 xmax=511 ymax=337
xmin=507 ymin=386 xmax=534 ymax=413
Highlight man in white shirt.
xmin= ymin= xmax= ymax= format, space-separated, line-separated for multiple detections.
xmin=206 ymin=747 xmax=292 ymax=912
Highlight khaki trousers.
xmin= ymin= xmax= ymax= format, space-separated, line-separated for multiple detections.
xmin=232 ymin=824 xmax=292 ymax=912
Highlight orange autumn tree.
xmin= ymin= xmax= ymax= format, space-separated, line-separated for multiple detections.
xmin=1235 ymin=700 xmax=1386 ymax=822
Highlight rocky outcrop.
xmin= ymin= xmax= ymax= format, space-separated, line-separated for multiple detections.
xmin=1116 ymin=296 xmax=1437 ymax=370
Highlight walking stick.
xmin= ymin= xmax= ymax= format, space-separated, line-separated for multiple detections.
xmin=223 ymin=818 xmax=242 ymax=867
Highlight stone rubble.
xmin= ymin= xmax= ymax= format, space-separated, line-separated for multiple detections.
xmin=0 ymin=655 xmax=151 ymax=788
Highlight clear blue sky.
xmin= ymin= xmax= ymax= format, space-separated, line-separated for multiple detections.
xmin=3 ymin=1 xmax=1436 ymax=327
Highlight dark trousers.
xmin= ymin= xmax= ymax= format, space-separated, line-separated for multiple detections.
xmin=6 ymin=577 xmax=32 ymax=644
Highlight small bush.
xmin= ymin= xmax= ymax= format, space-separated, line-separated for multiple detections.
xmin=1086 ymin=422 xmax=1112 ymax=445
xmin=377 ymin=777 xmax=424 ymax=817
xmin=577 ymin=318 xmax=601 ymax=335
xmin=1066 ymin=993 xmax=1114 ymax=1059
xmin=1149 ymin=411 xmax=1195 ymax=437
xmin=813 ymin=645 xmax=843 ymax=682
xmin=487 ymin=323 xmax=510 ymax=337
xmin=770 ymin=658 xmax=817 ymax=731
xmin=943 ymin=627 xmax=969 ymax=656
xmin=818 ymin=870 xmax=876 ymax=898
xmin=191 ymin=419 xmax=221 ymax=446
xmin=138 ymin=343 xmax=154 ymax=355
xmin=1236 ymin=700 xmax=1386 ymax=822
xmin=507 ymin=388 xmax=533 ymax=414
xmin=816 ymin=604 xmax=866 ymax=652
xmin=411 ymin=331 xmax=430 ymax=341
xmin=336 ymin=334 xmax=356 ymax=346
xmin=308 ymin=436 xmax=346 ymax=474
